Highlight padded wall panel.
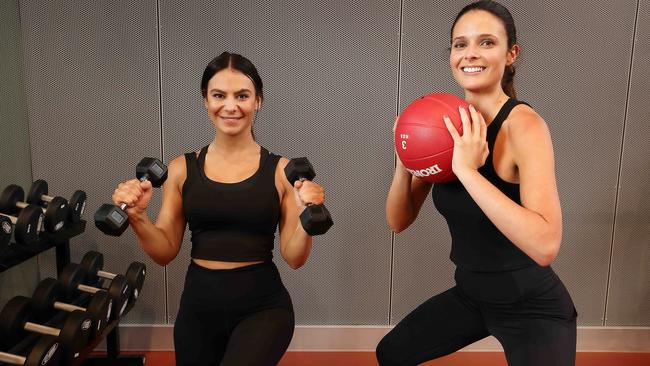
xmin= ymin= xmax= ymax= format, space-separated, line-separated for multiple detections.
xmin=606 ymin=0 xmax=650 ymax=326
xmin=159 ymin=0 xmax=400 ymax=324
xmin=0 ymin=0 xmax=37 ymax=309
xmin=393 ymin=0 xmax=637 ymax=325
xmin=19 ymin=0 xmax=165 ymax=323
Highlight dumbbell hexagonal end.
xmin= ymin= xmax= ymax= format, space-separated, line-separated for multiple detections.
xmin=0 ymin=184 xmax=25 ymax=214
xmin=31 ymin=278 xmax=62 ymax=322
xmin=80 ymin=251 xmax=104 ymax=286
xmin=284 ymin=157 xmax=315 ymax=184
xmin=0 ymin=296 xmax=32 ymax=347
xmin=94 ymin=204 xmax=129 ymax=236
xmin=27 ymin=336 xmax=61 ymax=366
xmin=43 ymin=196 xmax=69 ymax=232
xmin=299 ymin=204 xmax=333 ymax=236
xmin=26 ymin=179 xmax=48 ymax=204
xmin=136 ymin=157 xmax=168 ymax=187
xmin=126 ymin=262 xmax=146 ymax=301
xmin=14 ymin=205 xmax=44 ymax=245
xmin=69 ymin=190 xmax=87 ymax=223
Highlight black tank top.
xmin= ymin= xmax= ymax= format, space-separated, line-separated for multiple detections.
xmin=432 ymin=98 xmax=536 ymax=272
xmin=182 ymin=145 xmax=281 ymax=262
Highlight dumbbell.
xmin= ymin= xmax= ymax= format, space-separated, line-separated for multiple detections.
xmin=80 ymin=251 xmax=146 ymax=302
xmin=94 ymin=157 xmax=168 ymax=236
xmin=58 ymin=263 xmax=131 ymax=320
xmin=0 ymin=336 xmax=61 ymax=366
xmin=27 ymin=180 xmax=87 ymax=224
xmin=0 ymin=185 xmax=68 ymax=233
xmin=1 ymin=215 xmax=12 ymax=252
xmin=31 ymin=278 xmax=113 ymax=339
xmin=284 ymin=158 xmax=333 ymax=235
xmin=0 ymin=296 xmax=92 ymax=362
xmin=0 ymin=205 xmax=43 ymax=245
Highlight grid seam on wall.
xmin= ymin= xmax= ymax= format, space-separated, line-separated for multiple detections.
xmin=155 ymin=0 xmax=169 ymax=324
xmin=389 ymin=0 xmax=405 ymax=325
xmin=603 ymin=0 xmax=641 ymax=326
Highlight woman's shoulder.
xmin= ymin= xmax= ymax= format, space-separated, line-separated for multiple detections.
xmin=166 ymin=154 xmax=189 ymax=182
xmin=506 ymin=101 xmax=548 ymax=137
xmin=504 ymin=101 xmax=553 ymax=153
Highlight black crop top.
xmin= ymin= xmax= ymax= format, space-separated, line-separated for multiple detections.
xmin=432 ymin=98 xmax=536 ymax=272
xmin=182 ymin=145 xmax=281 ymax=262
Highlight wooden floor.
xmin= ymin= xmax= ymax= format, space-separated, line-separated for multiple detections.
xmin=113 ymin=351 xmax=650 ymax=365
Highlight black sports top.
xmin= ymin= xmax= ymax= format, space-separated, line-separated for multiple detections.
xmin=182 ymin=145 xmax=281 ymax=262
xmin=432 ymin=98 xmax=536 ymax=272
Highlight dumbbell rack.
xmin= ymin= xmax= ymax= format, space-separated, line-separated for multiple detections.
xmin=0 ymin=221 xmax=145 ymax=365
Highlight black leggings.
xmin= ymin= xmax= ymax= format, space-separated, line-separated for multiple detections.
xmin=174 ymin=261 xmax=294 ymax=366
xmin=376 ymin=265 xmax=577 ymax=366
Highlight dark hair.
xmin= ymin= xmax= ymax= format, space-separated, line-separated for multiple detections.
xmin=451 ymin=1 xmax=518 ymax=98
xmin=201 ymin=52 xmax=263 ymax=100
xmin=201 ymin=52 xmax=263 ymax=139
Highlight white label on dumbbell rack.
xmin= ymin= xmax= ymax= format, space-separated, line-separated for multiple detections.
xmin=36 ymin=214 xmax=44 ymax=232
xmin=120 ymin=300 xmax=129 ymax=316
xmin=43 ymin=343 xmax=58 ymax=365
xmin=80 ymin=201 xmax=87 ymax=215
xmin=82 ymin=319 xmax=92 ymax=331
xmin=1 ymin=221 xmax=11 ymax=234
xmin=106 ymin=301 xmax=113 ymax=321
xmin=55 ymin=221 xmax=65 ymax=231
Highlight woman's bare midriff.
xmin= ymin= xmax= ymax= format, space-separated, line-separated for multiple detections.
xmin=192 ymin=258 xmax=265 ymax=269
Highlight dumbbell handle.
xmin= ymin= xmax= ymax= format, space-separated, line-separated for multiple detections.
xmin=16 ymin=201 xmax=49 ymax=216
xmin=77 ymin=284 xmax=101 ymax=294
xmin=37 ymin=193 xmax=57 ymax=203
xmin=24 ymin=322 xmax=60 ymax=337
xmin=0 ymin=213 xmax=18 ymax=224
xmin=53 ymin=302 xmax=85 ymax=313
xmin=117 ymin=173 xmax=151 ymax=211
xmin=295 ymin=177 xmax=317 ymax=207
xmin=97 ymin=270 xmax=117 ymax=280
xmin=0 ymin=351 xmax=25 ymax=364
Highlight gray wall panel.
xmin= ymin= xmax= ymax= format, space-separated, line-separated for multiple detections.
xmin=393 ymin=0 xmax=637 ymax=325
xmin=11 ymin=0 xmax=649 ymax=331
xmin=0 ymin=0 xmax=36 ymax=309
xmin=607 ymin=0 xmax=650 ymax=326
xmin=159 ymin=0 xmax=400 ymax=324
xmin=19 ymin=0 xmax=166 ymax=323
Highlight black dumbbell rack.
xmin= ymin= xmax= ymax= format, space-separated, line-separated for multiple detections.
xmin=0 ymin=221 xmax=145 ymax=365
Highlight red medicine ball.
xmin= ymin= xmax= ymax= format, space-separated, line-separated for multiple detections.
xmin=394 ymin=93 xmax=468 ymax=183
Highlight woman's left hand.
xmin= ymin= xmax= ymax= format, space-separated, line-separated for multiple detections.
xmin=293 ymin=180 xmax=325 ymax=211
xmin=443 ymin=104 xmax=489 ymax=176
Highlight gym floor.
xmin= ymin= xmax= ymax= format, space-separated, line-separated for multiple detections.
xmin=107 ymin=351 xmax=650 ymax=365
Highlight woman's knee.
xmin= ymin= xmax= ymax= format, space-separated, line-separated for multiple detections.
xmin=375 ymin=332 xmax=402 ymax=366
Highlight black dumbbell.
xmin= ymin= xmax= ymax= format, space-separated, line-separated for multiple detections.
xmin=0 ymin=185 xmax=68 ymax=233
xmin=31 ymin=278 xmax=113 ymax=339
xmin=284 ymin=158 xmax=333 ymax=235
xmin=27 ymin=180 xmax=87 ymax=224
xmin=0 ymin=336 xmax=61 ymax=366
xmin=58 ymin=263 xmax=131 ymax=320
xmin=0 ymin=205 xmax=43 ymax=245
xmin=80 ymin=251 xmax=146 ymax=302
xmin=1 ymin=215 xmax=13 ymax=252
xmin=94 ymin=157 xmax=168 ymax=236
xmin=0 ymin=296 xmax=92 ymax=362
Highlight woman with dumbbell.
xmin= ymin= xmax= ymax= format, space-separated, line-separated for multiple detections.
xmin=110 ymin=52 xmax=327 ymax=365
xmin=379 ymin=1 xmax=576 ymax=365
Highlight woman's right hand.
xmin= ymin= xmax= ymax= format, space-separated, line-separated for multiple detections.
xmin=112 ymin=179 xmax=153 ymax=216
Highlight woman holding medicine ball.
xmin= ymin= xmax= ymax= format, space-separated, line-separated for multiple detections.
xmin=380 ymin=1 xmax=577 ymax=365
xmin=111 ymin=52 xmax=326 ymax=365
